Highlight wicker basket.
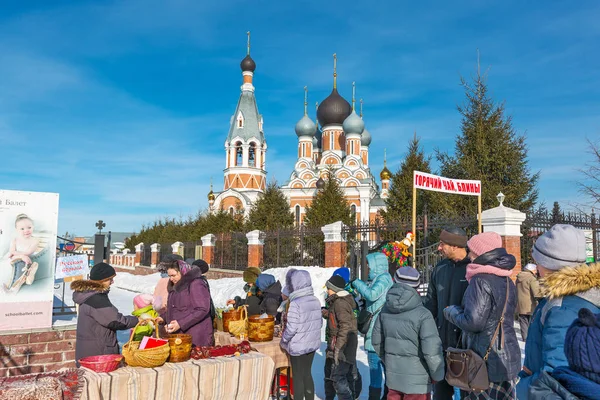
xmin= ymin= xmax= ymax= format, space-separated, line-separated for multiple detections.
xmin=122 ymin=319 xmax=170 ymax=368
xmin=248 ymin=315 xmax=275 ymax=342
xmin=79 ymin=354 xmax=123 ymax=373
xmin=166 ymin=334 xmax=193 ymax=363
xmin=222 ymin=308 xmax=242 ymax=333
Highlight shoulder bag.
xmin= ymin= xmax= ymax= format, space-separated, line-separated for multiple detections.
xmin=445 ymin=277 xmax=510 ymax=393
xmin=357 ymin=303 xmax=385 ymax=335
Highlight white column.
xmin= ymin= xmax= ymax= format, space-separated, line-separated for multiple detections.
xmin=242 ymin=144 xmax=250 ymax=167
xmin=321 ymin=221 xmax=348 ymax=242
xmin=246 ymin=230 xmax=265 ymax=245
xmin=171 ymin=241 xmax=184 ymax=254
xmin=201 ymin=234 xmax=216 ymax=247
xmin=481 ymin=205 xmax=526 ymax=236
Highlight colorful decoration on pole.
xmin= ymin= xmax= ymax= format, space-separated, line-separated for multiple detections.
xmin=381 ymin=232 xmax=415 ymax=268
xmin=412 ymin=170 xmax=482 ymax=266
xmin=64 ymin=241 xmax=76 ymax=252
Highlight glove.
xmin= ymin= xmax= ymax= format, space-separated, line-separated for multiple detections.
xmin=334 ymin=348 xmax=340 ymax=365
xmin=443 ymin=305 xmax=460 ymax=321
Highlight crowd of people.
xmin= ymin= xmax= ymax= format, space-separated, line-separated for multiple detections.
xmin=71 ymin=223 xmax=599 ymax=400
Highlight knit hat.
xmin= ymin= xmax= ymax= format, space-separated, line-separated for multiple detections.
xmin=439 ymin=228 xmax=468 ymax=248
xmin=90 ymin=262 xmax=116 ymax=282
xmin=333 ymin=267 xmax=351 ymax=283
xmin=243 ymin=267 xmax=262 ymax=284
xmin=326 ymin=275 xmax=346 ymax=293
xmin=468 ymin=232 xmax=503 ymax=258
xmin=532 ymin=224 xmax=587 ymax=271
xmin=394 ymin=267 xmax=421 ymax=288
xmin=524 ymin=263 xmax=537 ymax=272
xmin=255 ymin=273 xmax=276 ymax=291
xmin=564 ymin=307 xmax=600 ymax=383
xmin=192 ymin=259 xmax=210 ymax=274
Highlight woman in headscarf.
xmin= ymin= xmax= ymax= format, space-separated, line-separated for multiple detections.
xmin=160 ymin=259 xmax=214 ymax=347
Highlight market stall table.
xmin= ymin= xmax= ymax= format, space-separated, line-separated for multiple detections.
xmin=214 ymin=331 xmax=290 ymax=369
xmin=80 ymin=352 xmax=274 ymax=400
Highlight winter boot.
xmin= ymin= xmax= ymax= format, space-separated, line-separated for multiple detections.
xmin=368 ymin=386 xmax=382 ymax=400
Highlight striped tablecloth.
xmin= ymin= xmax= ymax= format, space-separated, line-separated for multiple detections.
xmin=81 ymin=352 xmax=274 ymax=400
xmin=214 ymin=332 xmax=290 ymax=370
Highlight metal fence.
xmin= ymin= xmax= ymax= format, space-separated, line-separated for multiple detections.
xmin=343 ymin=215 xmax=477 ymax=281
xmin=521 ymin=210 xmax=598 ymax=265
xmin=212 ymin=232 xmax=248 ymax=270
xmin=54 ymin=239 xmax=94 ymax=317
xmin=183 ymin=240 xmax=202 ymax=261
xmin=262 ymin=226 xmax=325 ymax=269
xmin=141 ymin=245 xmax=153 ymax=266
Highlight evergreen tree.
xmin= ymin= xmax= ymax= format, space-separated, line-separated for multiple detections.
xmin=551 ymin=201 xmax=562 ymax=223
xmin=383 ymin=133 xmax=446 ymax=222
xmin=437 ymin=62 xmax=539 ymax=214
xmin=247 ymin=181 xmax=294 ymax=231
xmin=304 ymin=170 xmax=353 ymax=228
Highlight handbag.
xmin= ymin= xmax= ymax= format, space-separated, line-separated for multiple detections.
xmin=357 ymin=304 xmax=384 ymax=335
xmin=445 ymin=277 xmax=510 ymax=393
xmin=228 ymin=306 xmax=248 ymax=337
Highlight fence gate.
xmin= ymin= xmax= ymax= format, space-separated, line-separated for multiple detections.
xmin=344 ymin=215 xmax=477 ymax=282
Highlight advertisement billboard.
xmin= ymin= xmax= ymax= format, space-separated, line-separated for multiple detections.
xmin=0 ymin=190 xmax=59 ymax=331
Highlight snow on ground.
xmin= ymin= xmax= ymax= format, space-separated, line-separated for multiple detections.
xmin=74 ymin=267 xmax=524 ymax=400
xmin=111 ymin=266 xmax=336 ymax=308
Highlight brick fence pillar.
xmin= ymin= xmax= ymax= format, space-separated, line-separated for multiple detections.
xmin=150 ymin=243 xmax=160 ymax=267
xmin=322 ymin=221 xmax=348 ymax=268
xmin=246 ymin=230 xmax=265 ymax=268
xmin=201 ymin=234 xmax=216 ymax=266
xmin=171 ymin=241 xmax=184 ymax=257
xmin=481 ymin=193 xmax=526 ymax=281
xmin=134 ymin=242 xmax=144 ymax=266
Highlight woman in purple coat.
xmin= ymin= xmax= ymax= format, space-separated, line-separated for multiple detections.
xmin=160 ymin=260 xmax=214 ymax=347
xmin=280 ymin=269 xmax=323 ymax=400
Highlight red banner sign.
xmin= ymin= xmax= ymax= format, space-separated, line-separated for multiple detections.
xmin=413 ymin=171 xmax=481 ymax=196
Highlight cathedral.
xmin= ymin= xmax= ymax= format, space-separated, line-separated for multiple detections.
xmin=209 ymin=36 xmax=391 ymax=225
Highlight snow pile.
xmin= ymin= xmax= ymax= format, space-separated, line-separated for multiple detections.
xmin=210 ymin=266 xmax=336 ymax=308
xmin=113 ymin=266 xmax=338 ymax=309
xmin=113 ymin=271 xmax=162 ymax=294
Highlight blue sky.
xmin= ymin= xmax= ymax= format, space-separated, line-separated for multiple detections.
xmin=0 ymin=0 xmax=598 ymax=236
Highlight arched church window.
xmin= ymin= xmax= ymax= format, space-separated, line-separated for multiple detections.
xmin=295 ymin=205 xmax=301 ymax=226
xmin=235 ymin=142 xmax=243 ymax=166
xmin=237 ymin=113 xmax=244 ymax=128
xmin=229 ymin=207 xmax=234 ymax=216
xmin=249 ymin=143 xmax=256 ymax=167
xmin=351 ymin=204 xmax=357 ymax=223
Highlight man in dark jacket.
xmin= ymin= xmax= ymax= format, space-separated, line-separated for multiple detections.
xmin=325 ymin=275 xmax=359 ymax=400
xmin=72 ymin=262 xmax=138 ymax=366
xmin=255 ymin=273 xmax=282 ymax=323
xmin=423 ymin=227 xmax=470 ymax=400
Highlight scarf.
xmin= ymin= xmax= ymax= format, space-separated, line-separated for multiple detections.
xmin=553 ymin=366 xmax=600 ymax=400
xmin=466 ymin=263 xmax=513 ymax=282
xmin=289 ymin=286 xmax=313 ymax=302
xmin=177 ymin=260 xmax=192 ymax=276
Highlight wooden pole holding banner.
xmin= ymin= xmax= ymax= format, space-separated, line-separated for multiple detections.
xmin=478 ymin=194 xmax=482 ymax=233
xmin=412 ymin=171 xmax=417 ymax=268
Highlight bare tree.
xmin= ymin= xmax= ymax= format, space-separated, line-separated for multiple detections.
xmin=578 ymin=138 xmax=600 ymax=206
